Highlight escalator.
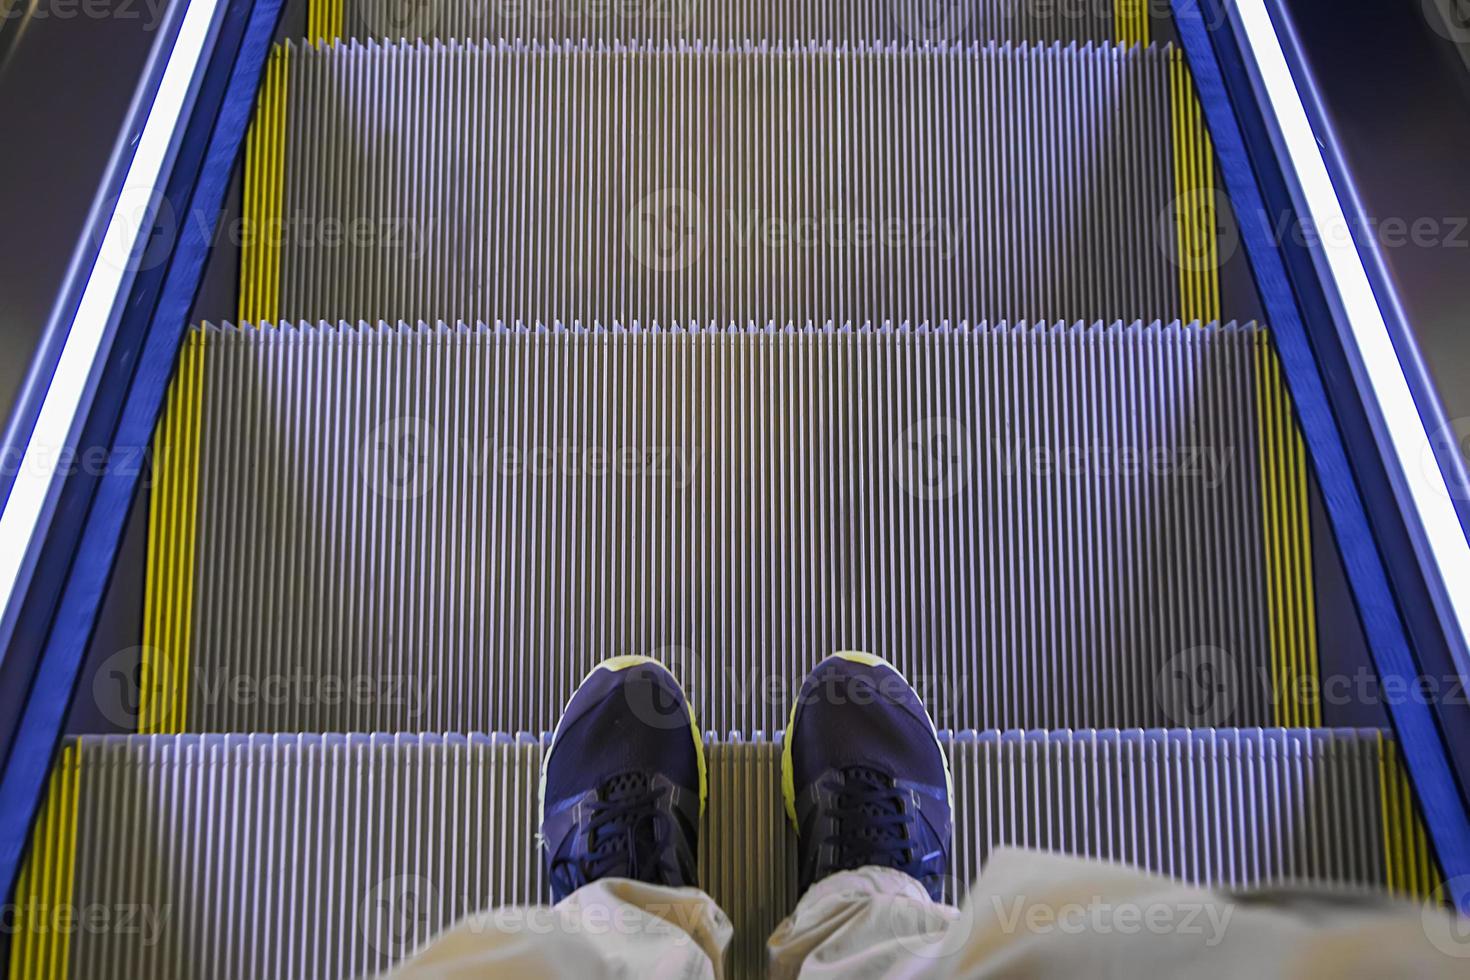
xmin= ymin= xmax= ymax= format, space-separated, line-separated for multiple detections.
xmin=3 ymin=3 xmax=1452 ymax=977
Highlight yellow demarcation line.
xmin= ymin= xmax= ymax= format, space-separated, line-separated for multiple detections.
xmin=1169 ymin=48 xmax=1220 ymax=325
xmin=1114 ymin=0 xmax=1150 ymax=46
xmin=1378 ymin=733 xmax=1445 ymax=901
xmin=7 ymin=744 xmax=81 ymax=980
xmin=141 ymin=331 xmax=205 ymax=733
xmin=308 ymin=0 xmax=344 ymax=46
xmin=1169 ymin=45 xmax=1317 ymax=727
xmin=240 ymin=43 xmax=290 ymax=327
xmin=1169 ymin=43 xmax=1316 ymax=722
xmin=1170 ymin=45 xmax=1318 ymax=721
xmin=1251 ymin=330 xmax=1319 ymax=727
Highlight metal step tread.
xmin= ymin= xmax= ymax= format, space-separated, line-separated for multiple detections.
xmin=13 ymin=728 xmax=1434 ymax=980
xmin=329 ymin=0 xmax=1175 ymax=46
xmin=141 ymin=319 xmax=1320 ymax=736
xmin=241 ymin=38 xmax=1224 ymax=330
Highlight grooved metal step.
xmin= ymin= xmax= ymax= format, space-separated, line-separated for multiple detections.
xmin=242 ymin=40 xmax=1223 ymax=330
xmin=142 ymin=320 xmax=1320 ymax=736
xmin=330 ymin=0 xmax=1175 ymax=46
xmin=10 ymin=730 xmax=1426 ymax=980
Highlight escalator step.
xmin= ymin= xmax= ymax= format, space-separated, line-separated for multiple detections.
xmin=18 ymin=730 xmax=1416 ymax=980
xmin=243 ymin=40 xmax=1216 ymax=330
xmin=141 ymin=320 xmax=1318 ymax=736
xmin=327 ymin=0 xmax=1172 ymax=46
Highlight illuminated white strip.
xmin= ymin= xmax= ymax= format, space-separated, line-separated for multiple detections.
xmin=0 ymin=0 xmax=223 ymax=632
xmin=1234 ymin=0 xmax=1470 ymax=653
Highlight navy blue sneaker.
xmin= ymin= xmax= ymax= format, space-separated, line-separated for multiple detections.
xmin=539 ymin=656 xmax=707 ymax=903
xmin=782 ymin=652 xmax=953 ymax=901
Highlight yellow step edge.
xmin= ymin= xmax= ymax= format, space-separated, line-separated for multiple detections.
xmin=1169 ymin=47 xmax=1220 ymax=326
xmin=7 ymin=745 xmax=81 ymax=980
xmin=1251 ymin=328 xmax=1319 ymax=727
xmin=140 ymin=332 xmax=205 ymax=734
xmin=140 ymin=347 xmax=179 ymax=734
xmin=1379 ymin=734 xmax=1445 ymax=901
xmin=309 ymin=0 xmax=343 ymax=46
xmin=1256 ymin=332 xmax=1285 ymax=725
xmin=240 ymin=44 xmax=288 ymax=327
xmin=1115 ymin=0 xmax=1151 ymax=46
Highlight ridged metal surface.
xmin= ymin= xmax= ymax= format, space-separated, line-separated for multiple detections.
xmin=332 ymin=0 xmax=1173 ymax=46
xmin=148 ymin=320 xmax=1290 ymax=735
xmin=254 ymin=40 xmax=1200 ymax=330
xmin=35 ymin=730 xmax=1409 ymax=980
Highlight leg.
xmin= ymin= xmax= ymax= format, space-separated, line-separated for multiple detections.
xmin=390 ymin=656 xmax=731 ymax=979
xmin=935 ymin=847 xmax=1469 ymax=980
xmin=386 ymin=878 xmax=728 ymax=979
xmin=773 ymin=844 xmax=1470 ymax=980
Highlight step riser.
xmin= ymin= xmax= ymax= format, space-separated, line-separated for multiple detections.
xmin=142 ymin=321 xmax=1317 ymax=735
xmin=244 ymin=42 xmax=1220 ymax=330
xmin=20 ymin=731 xmax=1409 ymax=980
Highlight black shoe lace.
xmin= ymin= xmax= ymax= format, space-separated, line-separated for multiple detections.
xmin=558 ymin=772 xmax=673 ymax=889
xmin=822 ymin=766 xmax=915 ymax=871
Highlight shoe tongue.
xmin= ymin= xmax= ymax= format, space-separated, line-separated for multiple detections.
xmin=592 ymin=772 xmax=664 ymax=878
xmin=601 ymin=771 xmax=651 ymax=802
xmin=843 ymin=765 xmax=896 ymax=798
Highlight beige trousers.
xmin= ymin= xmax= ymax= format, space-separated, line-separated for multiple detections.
xmin=387 ymin=849 xmax=1470 ymax=979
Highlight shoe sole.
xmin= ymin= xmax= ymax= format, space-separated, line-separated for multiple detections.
xmin=780 ymin=651 xmax=956 ymax=831
xmin=537 ymin=655 xmax=709 ymax=853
